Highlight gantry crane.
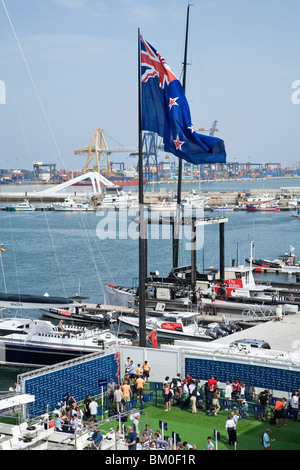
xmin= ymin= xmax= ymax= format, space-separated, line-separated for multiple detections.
xmin=74 ymin=129 xmax=138 ymax=175
xmin=197 ymin=120 xmax=219 ymax=137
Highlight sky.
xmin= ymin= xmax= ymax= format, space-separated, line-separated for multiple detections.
xmin=0 ymin=0 xmax=299 ymax=171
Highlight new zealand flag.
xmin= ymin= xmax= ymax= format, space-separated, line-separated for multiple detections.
xmin=140 ymin=35 xmax=226 ymax=165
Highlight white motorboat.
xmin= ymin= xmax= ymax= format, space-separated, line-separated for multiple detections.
xmin=180 ymin=191 xmax=210 ymax=208
xmin=52 ymin=197 xmax=95 ymax=212
xmin=118 ymin=311 xmax=234 ymax=342
xmin=99 ymin=189 xmax=138 ymax=209
xmin=6 ymin=199 xmax=36 ymax=212
xmin=0 ymin=317 xmax=132 ymax=367
xmin=146 ymin=200 xmax=177 ymax=212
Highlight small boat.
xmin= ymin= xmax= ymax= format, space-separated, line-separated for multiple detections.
xmin=52 ymin=197 xmax=95 ymax=212
xmin=6 ymin=199 xmax=36 ymax=212
xmin=246 ymin=247 xmax=298 ymax=272
xmin=214 ymin=205 xmax=234 ymax=212
xmin=40 ymin=304 xmax=132 ymax=325
xmin=246 ymin=204 xmax=280 ymax=212
xmin=0 ymin=317 xmax=132 ymax=367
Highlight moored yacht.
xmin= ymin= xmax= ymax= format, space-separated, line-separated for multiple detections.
xmin=0 ymin=317 xmax=132 ymax=367
xmin=118 ymin=311 xmax=236 ymax=342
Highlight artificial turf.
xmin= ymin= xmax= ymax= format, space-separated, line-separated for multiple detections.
xmin=100 ymin=397 xmax=300 ymax=451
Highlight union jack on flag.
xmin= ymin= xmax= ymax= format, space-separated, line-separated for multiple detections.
xmin=140 ymin=35 xmax=226 ymax=165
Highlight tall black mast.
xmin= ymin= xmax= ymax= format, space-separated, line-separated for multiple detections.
xmin=138 ymin=28 xmax=147 ymax=347
xmin=173 ymin=3 xmax=190 ymax=269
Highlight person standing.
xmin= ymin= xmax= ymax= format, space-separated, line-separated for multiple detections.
xmin=290 ymin=392 xmax=299 ymax=422
xmin=135 ymin=375 xmax=146 ymax=401
xmin=142 ymin=361 xmax=151 ymax=382
xmin=121 ymin=380 xmax=132 ymax=403
xmin=224 ymin=381 xmax=232 ymax=410
xmin=190 ymin=385 xmax=198 ymax=414
xmin=114 ymin=385 xmax=123 ymax=413
xmin=107 ymin=379 xmax=117 ymax=403
xmin=282 ymin=397 xmax=288 ymax=426
xmin=225 ymin=414 xmax=237 ymax=446
xmin=164 ymin=383 xmax=171 ymax=411
xmin=89 ymin=397 xmax=98 ymax=422
xmin=274 ymin=398 xmax=283 ymax=427
xmin=262 ymin=429 xmax=275 ymax=450
xmin=258 ymin=390 xmax=269 ymax=421
xmin=83 ymin=394 xmax=92 ymax=421
xmin=212 ymin=388 xmax=221 ymax=416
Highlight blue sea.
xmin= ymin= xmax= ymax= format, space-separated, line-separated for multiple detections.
xmin=0 ymin=178 xmax=299 ymax=389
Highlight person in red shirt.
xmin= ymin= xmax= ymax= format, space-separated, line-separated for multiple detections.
xmin=232 ymin=378 xmax=240 ymax=403
xmin=208 ymin=376 xmax=217 ymax=392
xmin=182 ymin=373 xmax=193 ymax=386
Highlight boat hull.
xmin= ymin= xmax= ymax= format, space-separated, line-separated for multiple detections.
xmin=119 ymin=317 xmax=212 ymax=342
xmin=246 ymin=205 xmax=280 ymax=212
xmin=0 ymin=342 xmax=99 ymax=367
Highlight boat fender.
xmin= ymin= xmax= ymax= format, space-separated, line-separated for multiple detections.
xmin=103 ymin=313 xmax=111 ymax=322
xmin=105 ymin=333 xmax=112 ymax=338
xmin=216 ymin=287 xmax=228 ymax=300
xmin=206 ymin=329 xmax=218 ymax=339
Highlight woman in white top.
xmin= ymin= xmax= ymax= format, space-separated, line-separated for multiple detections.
xmin=225 ymin=415 xmax=237 ymax=446
xmin=225 ymin=381 xmax=232 ymax=410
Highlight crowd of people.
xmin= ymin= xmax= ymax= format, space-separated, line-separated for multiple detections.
xmin=35 ymin=358 xmax=299 ymax=451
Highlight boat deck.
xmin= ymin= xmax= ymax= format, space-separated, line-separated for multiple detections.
xmin=210 ymin=311 xmax=300 ymax=353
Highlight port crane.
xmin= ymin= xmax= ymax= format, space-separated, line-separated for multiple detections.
xmin=74 ymin=129 xmax=138 ymax=175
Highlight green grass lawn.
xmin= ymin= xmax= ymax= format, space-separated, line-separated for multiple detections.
xmin=100 ymin=398 xmax=300 ymax=451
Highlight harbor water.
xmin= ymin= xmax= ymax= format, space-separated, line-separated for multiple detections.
xmin=0 ymin=178 xmax=299 ymax=388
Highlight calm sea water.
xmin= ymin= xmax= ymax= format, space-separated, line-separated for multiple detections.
xmin=0 ymin=178 xmax=299 ymax=388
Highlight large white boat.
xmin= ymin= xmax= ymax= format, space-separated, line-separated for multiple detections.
xmin=0 ymin=317 xmax=132 ymax=367
xmin=99 ymin=189 xmax=138 ymax=209
xmin=180 ymin=191 xmax=210 ymax=208
xmin=52 ymin=197 xmax=95 ymax=212
xmin=118 ymin=311 xmax=237 ymax=342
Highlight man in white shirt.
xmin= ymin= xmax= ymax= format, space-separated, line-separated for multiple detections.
xmin=291 ymin=392 xmax=299 ymax=421
xmin=89 ymin=398 xmax=98 ymax=421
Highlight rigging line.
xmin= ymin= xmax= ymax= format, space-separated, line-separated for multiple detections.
xmin=1 ymin=0 xmax=66 ymax=169
xmin=77 ymin=211 xmax=116 ymax=286
xmin=40 ymin=207 xmax=68 ymax=298
xmin=0 ymin=250 xmax=7 ymax=293
xmin=74 ymin=212 xmax=105 ymax=296
xmin=7 ymin=209 xmax=21 ymax=297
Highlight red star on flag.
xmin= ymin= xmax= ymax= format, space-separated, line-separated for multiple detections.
xmin=169 ymin=96 xmax=179 ymax=109
xmin=174 ymin=136 xmax=184 ymax=151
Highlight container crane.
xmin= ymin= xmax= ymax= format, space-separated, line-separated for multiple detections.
xmin=74 ymin=129 xmax=138 ymax=175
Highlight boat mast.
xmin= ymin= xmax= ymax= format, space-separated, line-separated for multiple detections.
xmin=173 ymin=3 xmax=190 ymax=269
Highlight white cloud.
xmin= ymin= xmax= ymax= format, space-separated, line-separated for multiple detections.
xmin=51 ymin=0 xmax=86 ymax=9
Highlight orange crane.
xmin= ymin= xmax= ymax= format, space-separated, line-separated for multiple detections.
xmin=74 ymin=129 xmax=138 ymax=175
